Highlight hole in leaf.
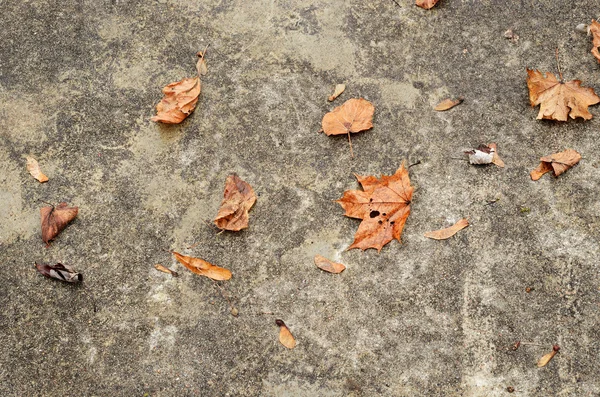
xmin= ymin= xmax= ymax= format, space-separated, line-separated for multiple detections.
xmin=370 ymin=210 xmax=380 ymax=218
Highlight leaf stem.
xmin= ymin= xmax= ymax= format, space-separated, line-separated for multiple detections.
xmin=347 ymin=132 xmax=354 ymax=158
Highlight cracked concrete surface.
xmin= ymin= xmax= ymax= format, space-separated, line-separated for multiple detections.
xmin=1 ymin=0 xmax=600 ymax=396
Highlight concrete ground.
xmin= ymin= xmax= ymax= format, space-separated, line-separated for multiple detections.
xmin=1 ymin=0 xmax=600 ymax=396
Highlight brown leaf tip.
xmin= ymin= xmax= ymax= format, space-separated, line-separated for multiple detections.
xmin=275 ymin=319 xmax=285 ymax=327
xmin=553 ymin=344 xmax=560 ymax=352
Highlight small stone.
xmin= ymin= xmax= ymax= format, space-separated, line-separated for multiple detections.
xmin=230 ymin=307 xmax=239 ymax=317
xmin=506 ymin=386 xmax=515 ymax=393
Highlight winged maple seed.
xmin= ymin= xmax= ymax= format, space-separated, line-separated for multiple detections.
xmin=424 ymin=218 xmax=469 ymax=240
xmin=26 ymin=156 xmax=49 ymax=182
xmin=214 ymin=174 xmax=256 ymax=231
xmin=35 ymin=263 xmax=82 ymax=283
xmin=416 ymin=0 xmax=440 ymax=9
xmin=336 ymin=163 xmax=413 ymax=252
xmin=434 ymin=97 xmax=463 ymax=111
xmin=172 ymin=251 xmax=232 ymax=281
xmin=530 ymin=149 xmax=581 ymax=181
xmin=275 ymin=319 xmax=296 ymax=349
xmin=328 ymin=84 xmax=346 ymax=102
xmin=526 ymin=69 xmax=600 ymax=121
xmin=40 ymin=203 xmax=78 ymax=245
xmin=590 ymin=20 xmax=600 ymax=63
xmin=314 ymin=255 xmax=346 ymax=274
xmin=537 ymin=344 xmax=560 ymax=368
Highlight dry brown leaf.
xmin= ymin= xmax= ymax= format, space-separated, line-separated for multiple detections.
xmin=275 ymin=319 xmax=296 ymax=349
xmin=26 ymin=156 xmax=48 ymax=183
xmin=336 ymin=163 xmax=413 ymax=252
xmin=321 ymin=98 xmax=374 ymax=136
xmin=154 ymin=264 xmax=179 ymax=277
xmin=214 ymin=174 xmax=256 ymax=231
xmin=424 ymin=218 xmax=469 ymax=240
xmin=151 ymin=75 xmax=201 ymax=124
xmin=590 ymin=20 xmax=600 ymax=63
xmin=416 ymin=0 xmax=440 ymax=9
xmin=314 ymin=255 xmax=346 ymax=274
xmin=537 ymin=345 xmax=560 ymax=367
xmin=530 ymin=149 xmax=581 ymax=181
xmin=434 ymin=97 xmax=463 ymax=111
xmin=526 ymin=69 xmax=600 ymax=121
xmin=328 ymin=84 xmax=346 ymax=102
xmin=172 ymin=251 xmax=232 ymax=281
xmin=40 ymin=203 xmax=78 ymax=245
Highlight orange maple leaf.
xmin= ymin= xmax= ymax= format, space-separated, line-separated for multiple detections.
xmin=416 ymin=0 xmax=440 ymax=10
xmin=336 ymin=163 xmax=413 ymax=252
xmin=526 ymin=69 xmax=600 ymax=121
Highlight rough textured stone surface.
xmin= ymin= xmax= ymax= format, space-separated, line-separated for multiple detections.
xmin=1 ymin=1 xmax=600 ymax=396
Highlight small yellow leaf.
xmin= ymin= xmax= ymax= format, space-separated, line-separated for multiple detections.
xmin=26 ymin=156 xmax=49 ymax=183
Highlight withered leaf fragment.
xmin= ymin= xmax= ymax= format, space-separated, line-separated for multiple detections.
xmin=434 ymin=97 xmax=463 ymax=111
xmin=424 ymin=218 xmax=469 ymax=240
xmin=151 ymin=76 xmax=201 ymax=124
xmin=26 ymin=156 xmax=48 ymax=182
xmin=526 ymin=69 xmax=600 ymax=121
xmin=172 ymin=251 xmax=232 ymax=281
xmin=465 ymin=143 xmax=504 ymax=167
xmin=590 ymin=20 xmax=600 ymax=63
xmin=314 ymin=255 xmax=346 ymax=274
xmin=336 ymin=163 xmax=413 ymax=252
xmin=537 ymin=345 xmax=560 ymax=367
xmin=530 ymin=149 xmax=581 ymax=181
xmin=154 ymin=264 xmax=179 ymax=277
xmin=321 ymin=98 xmax=374 ymax=136
xmin=214 ymin=174 xmax=256 ymax=231
xmin=275 ymin=319 xmax=296 ymax=349
xmin=416 ymin=0 xmax=440 ymax=9
xmin=328 ymin=84 xmax=346 ymax=102
xmin=40 ymin=203 xmax=78 ymax=245
xmin=196 ymin=48 xmax=208 ymax=76
xmin=35 ymin=263 xmax=82 ymax=283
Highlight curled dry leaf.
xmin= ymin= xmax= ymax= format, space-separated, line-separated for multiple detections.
xmin=151 ymin=76 xmax=201 ymax=124
xmin=416 ymin=0 xmax=440 ymax=9
xmin=328 ymin=84 xmax=346 ymax=102
xmin=275 ymin=319 xmax=296 ymax=349
xmin=26 ymin=156 xmax=48 ymax=183
xmin=172 ymin=251 xmax=232 ymax=281
xmin=314 ymin=255 xmax=346 ymax=274
xmin=321 ymin=98 xmax=374 ymax=136
xmin=537 ymin=344 xmax=560 ymax=367
xmin=530 ymin=149 xmax=581 ymax=181
xmin=526 ymin=69 xmax=600 ymax=121
xmin=35 ymin=262 xmax=82 ymax=283
xmin=488 ymin=143 xmax=505 ymax=168
xmin=40 ymin=203 xmax=78 ymax=245
xmin=154 ymin=264 xmax=179 ymax=277
xmin=214 ymin=174 xmax=256 ymax=231
xmin=336 ymin=163 xmax=413 ymax=252
xmin=434 ymin=97 xmax=463 ymax=111
xmin=424 ymin=218 xmax=469 ymax=240
xmin=590 ymin=20 xmax=600 ymax=63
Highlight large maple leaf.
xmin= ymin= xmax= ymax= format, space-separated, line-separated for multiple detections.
xmin=336 ymin=163 xmax=413 ymax=252
xmin=526 ymin=69 xmax=600 ymax=121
